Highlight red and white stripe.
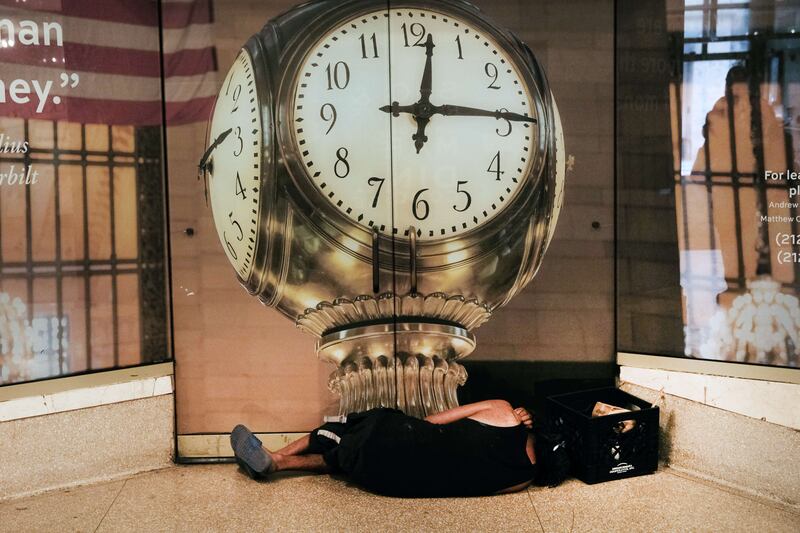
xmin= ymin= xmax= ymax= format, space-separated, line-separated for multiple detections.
xmin=0 ymin=0 xmax=217 ymax=125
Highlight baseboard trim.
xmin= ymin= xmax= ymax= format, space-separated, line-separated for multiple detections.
xmin=177 ymin=433 xmax=307 ymax=460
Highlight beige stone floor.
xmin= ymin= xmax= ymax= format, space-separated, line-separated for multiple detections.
xmin=1 ymin=465 xmax=797 ymax=533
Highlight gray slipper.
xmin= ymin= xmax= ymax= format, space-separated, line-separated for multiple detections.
xmin=230 ymin=424 xmax=274 ymax=479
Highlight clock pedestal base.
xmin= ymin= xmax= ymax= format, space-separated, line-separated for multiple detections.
xmin=327 ymin=353 xmax=468 ymax=418
xmin=317 ymin=322 xmax=474 ymax=418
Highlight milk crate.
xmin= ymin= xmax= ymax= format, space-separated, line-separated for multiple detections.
xmin=546 ymin=387 xmax=659 ymax=484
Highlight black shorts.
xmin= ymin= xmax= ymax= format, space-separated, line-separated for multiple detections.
xmin=307 ymin=408 xmax=402 ymax=473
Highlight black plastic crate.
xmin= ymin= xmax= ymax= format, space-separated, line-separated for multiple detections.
xmin=546 ymin=387 xmax=659 ymax=484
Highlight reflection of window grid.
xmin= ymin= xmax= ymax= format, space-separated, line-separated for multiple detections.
xmin=673 ymin=1 xmax=800 ymax=299
xmin=0 ymin=120 xmax=168 ymax=383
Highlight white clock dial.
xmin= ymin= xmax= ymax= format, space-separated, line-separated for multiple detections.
xmin=208 ymin=50 xmax=263 ymax=278
xmin=292 ymin=8 xmax=538 ymax=241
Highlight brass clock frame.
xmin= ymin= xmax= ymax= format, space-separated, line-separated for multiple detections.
xmin=204 ymin=0 xmax=565 ymax=416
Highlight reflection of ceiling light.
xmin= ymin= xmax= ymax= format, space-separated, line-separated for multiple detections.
xmin=705 ymin=276 xmax=800 ymax=365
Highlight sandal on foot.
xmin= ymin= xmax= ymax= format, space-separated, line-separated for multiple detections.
xmin=230 ymin=424 xmax=274 ymax=479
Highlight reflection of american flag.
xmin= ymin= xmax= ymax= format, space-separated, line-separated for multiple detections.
xmin=0 ymin=0 xmax=216 ymax=125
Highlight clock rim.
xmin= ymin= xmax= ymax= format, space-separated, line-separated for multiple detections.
xmin=274 ymin=0 xmax=555 ymax=267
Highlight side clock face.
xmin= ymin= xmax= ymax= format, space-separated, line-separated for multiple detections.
xmin=207 ymin=50 xmax=263 ymax=279
xmin=291 ymin=7 xmax=540 ymax=241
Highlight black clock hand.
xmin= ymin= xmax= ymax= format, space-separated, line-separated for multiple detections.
xmin=419 ymin=33 xmax=434 ymax=104
xmin=410 ymin=34 xmax=436 ymax=153
xmin=380 ymin=102 xmax=415 ymax=117
xmin=198 ymin=128 xmax=233 ymax=173
xmin=198 ymin=127 xmax=232 ymax=207
xmin=436 ymin=105 xmax=537 ymax=123
xmin=379 ymin=102 xmax=432 ymax=152
xmin=379 ymin=103 xmax=536 ymax=123
xmin=412 ymin=117 xmax=430 ymax=154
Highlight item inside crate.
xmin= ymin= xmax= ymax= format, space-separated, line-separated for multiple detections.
xmin=591 ymin=401 xmax=639 ymax=433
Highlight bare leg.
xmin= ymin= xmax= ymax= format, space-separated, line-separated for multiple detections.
xmin=273 ymin=453 xmax=331 ymax=474
xmin=273 ymin=434 xmax=313 ymax=456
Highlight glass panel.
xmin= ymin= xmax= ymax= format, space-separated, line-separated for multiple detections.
xmin=618 ymin=0 xmax=800 ymax=367
xmin=0 ymin=2 xmax=170 ymax=385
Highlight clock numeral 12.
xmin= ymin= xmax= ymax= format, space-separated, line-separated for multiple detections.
xmin=401 ymin=23 xmax=426 ymax=47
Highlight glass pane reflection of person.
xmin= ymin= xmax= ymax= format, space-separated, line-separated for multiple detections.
xmin=231 ymin=400 xmax=569 ymax=497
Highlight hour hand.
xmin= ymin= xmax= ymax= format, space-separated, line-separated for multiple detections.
xmin=379 ymin=102 xmax=415 ymax=117
xmin=437 ymin=105 xmax=537 ymax=123
xmin=198 ymin=128 xmax=233 ymax=173
xmin=412 ymin=117 xmax=430 ymax=154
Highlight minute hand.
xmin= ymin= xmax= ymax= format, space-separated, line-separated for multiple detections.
xmin=436 ymin=105 xmax=537 ymax=123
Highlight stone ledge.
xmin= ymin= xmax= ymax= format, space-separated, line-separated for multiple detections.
xmin=620 ymin=382 xmax=800 ymax=513
xmin=0 ymin=395 xmax=174 ymax=502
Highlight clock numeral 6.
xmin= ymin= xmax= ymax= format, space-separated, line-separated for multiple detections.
xmin=413 ymin=188 xmax=430 ymax=221
xmin=223 ymin=232 xmax=238 ymax=260
xmin=401 ymin=23 xmax=426 ymax=47
xmin=453 ymin=181 xmax=472 ymax=213
xmin=485 ymin=63 xmax=501 ymax=90
xmin=326 ymin=61 xmax=350 ymax=90
xmin=368 ymin=177 xmax=385 ymax=208
xmin=334 ymin=147 xmax=350 ymax=179
xmin=320 ymin=103 xmax=337 ymax=135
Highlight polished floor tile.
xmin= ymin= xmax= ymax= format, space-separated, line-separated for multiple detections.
xmin=0 ymin=479 xmax=125 ymax=533
xmin=96 ymin=465 xmax=539 ymax=533
xmin=529 ymin=471 xmax=799 ymax=533
xmin=2 ymin=465 xmax=798 ymax=533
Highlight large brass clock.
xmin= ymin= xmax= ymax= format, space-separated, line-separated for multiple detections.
xmin=200 ymin=0 xmax=566 ymax=418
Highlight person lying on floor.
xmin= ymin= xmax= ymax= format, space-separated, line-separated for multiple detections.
xmin=230 ymin=399 xmax=570 ymax=497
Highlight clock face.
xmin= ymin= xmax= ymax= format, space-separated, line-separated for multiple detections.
xmin=208 ymin=50 xmax=263 ymax=278
xmin=291 ymin=7 xmax=539 ymax=241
